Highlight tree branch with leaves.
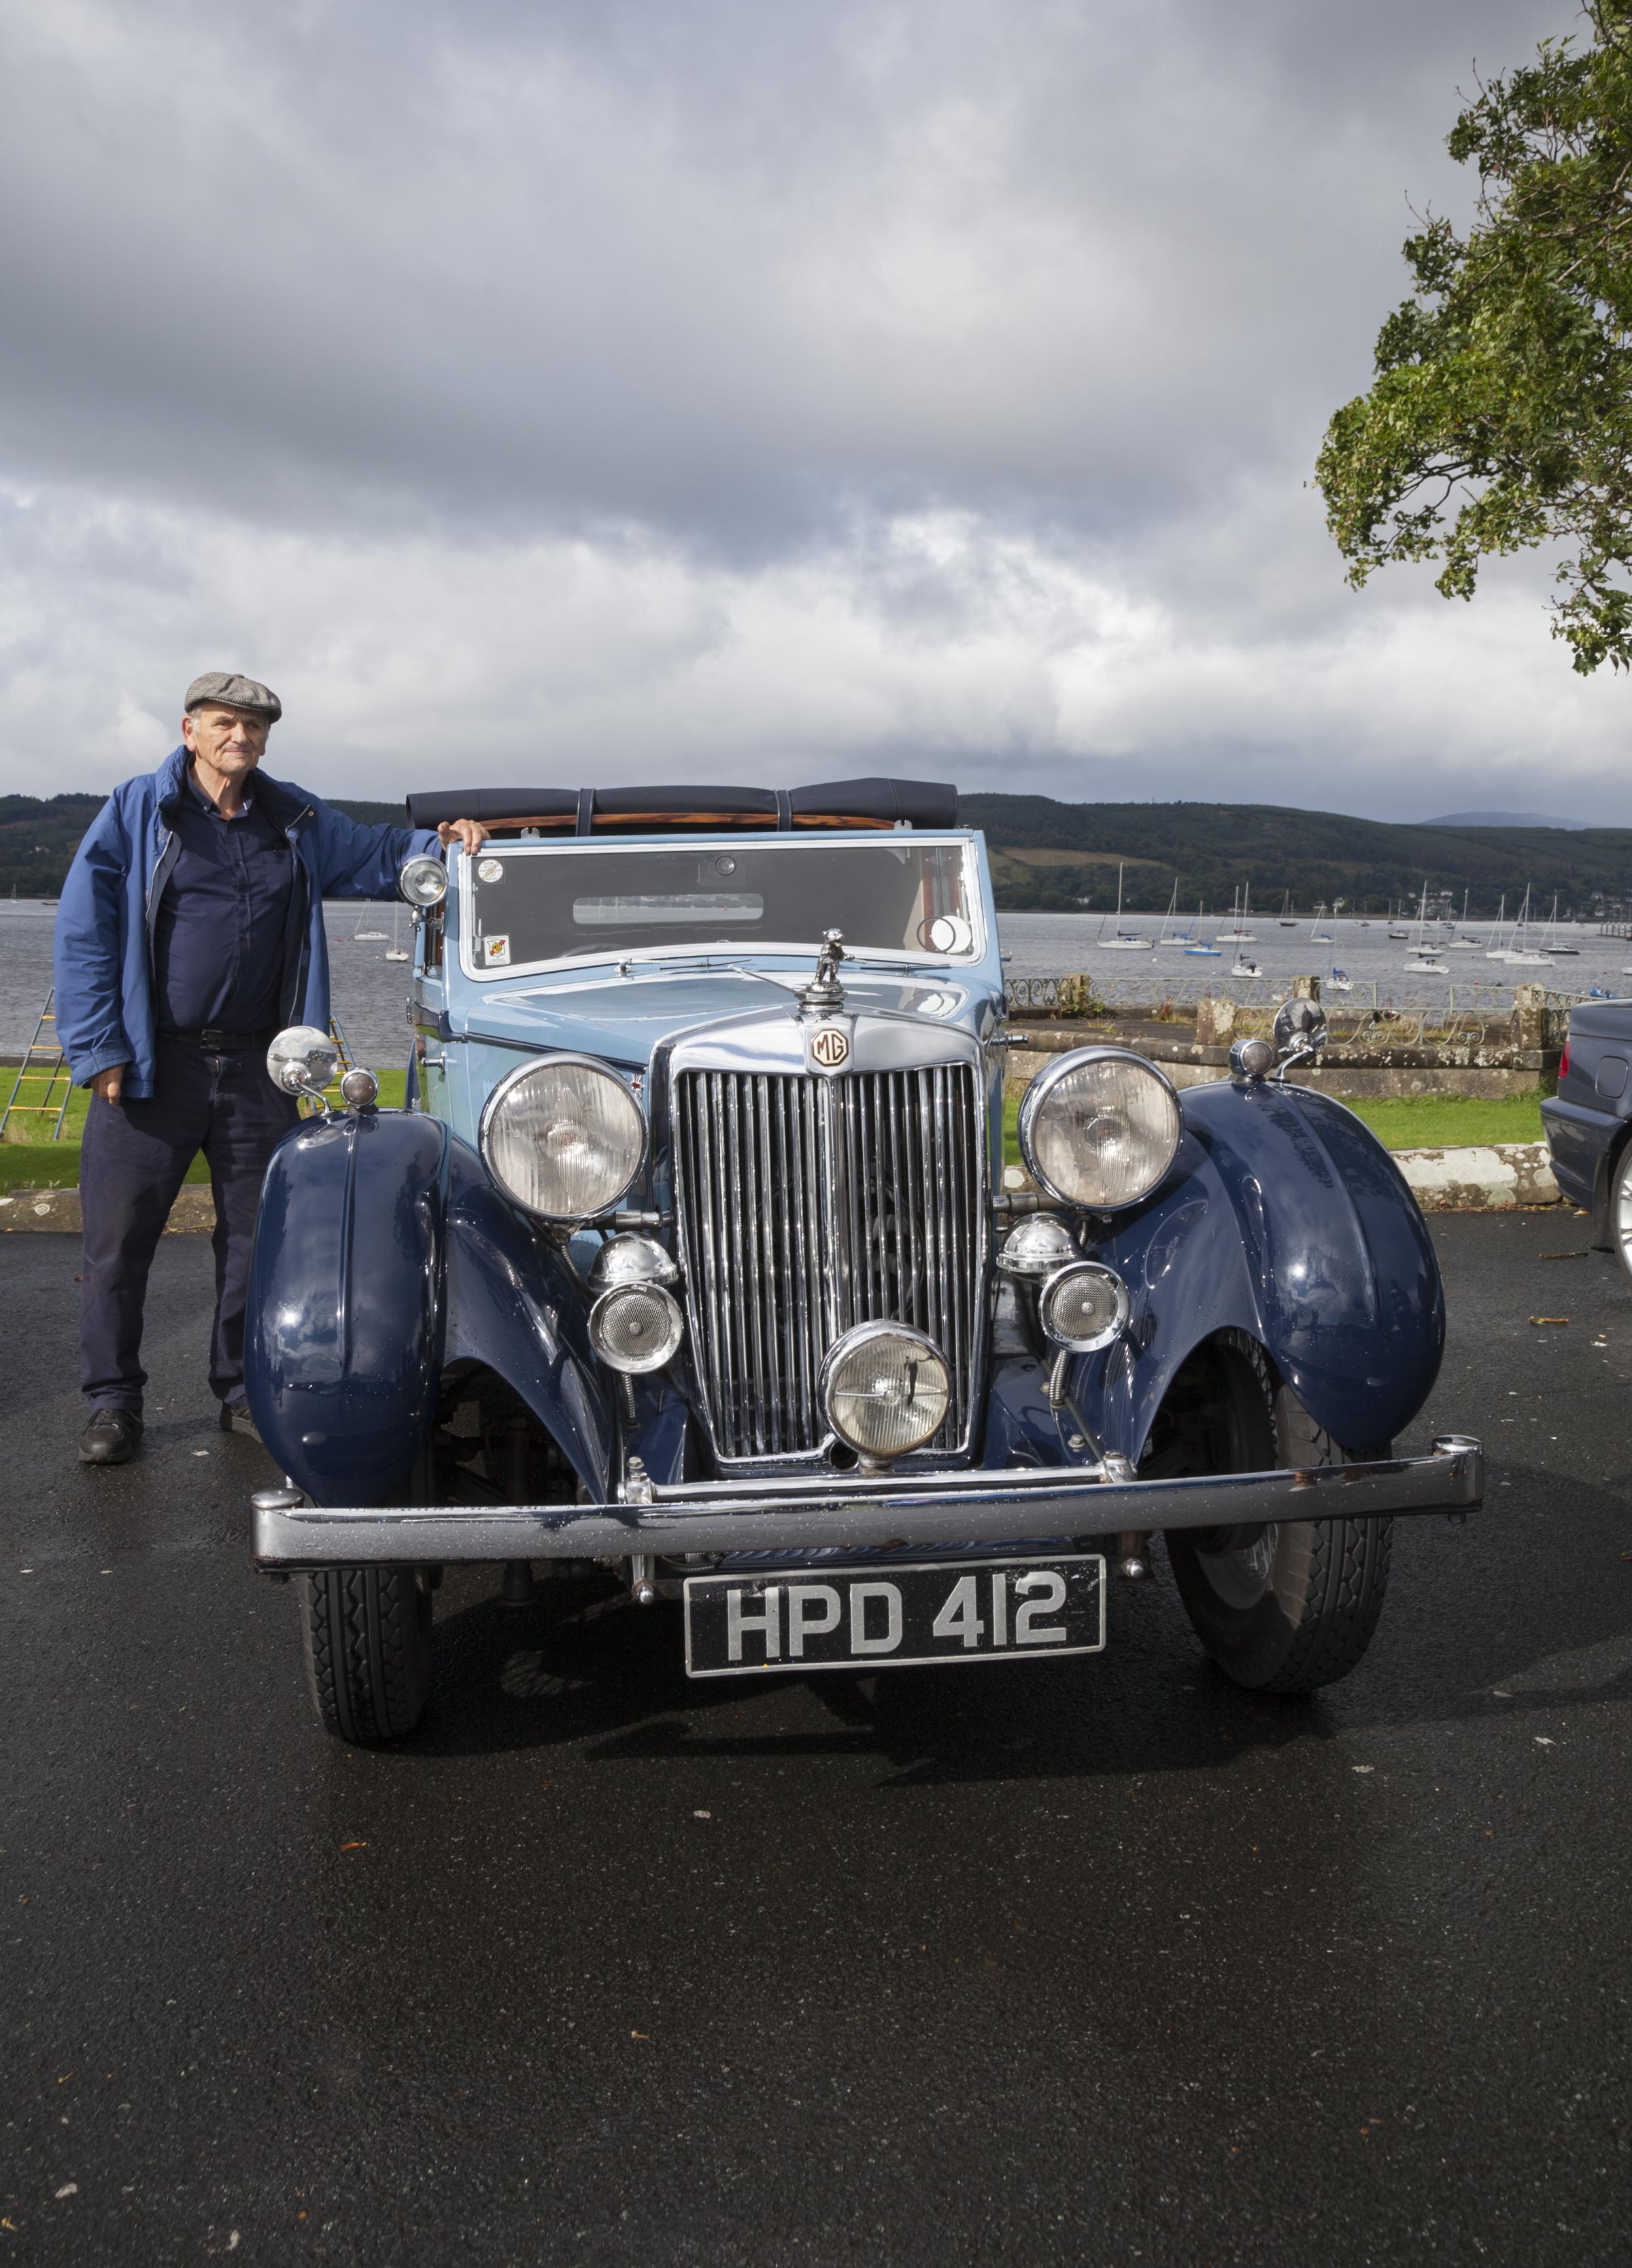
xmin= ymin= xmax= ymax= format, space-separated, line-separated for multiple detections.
xmin=1316 ymin=1 xmax=1632 ymax=671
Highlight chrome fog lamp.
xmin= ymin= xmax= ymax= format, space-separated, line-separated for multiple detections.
xmin=479 ymin=1054 xmax=647 ymax=1220
xmin=819 ymin=1322 xmax=951 ymax=1463
xmin=1038 ymin=1260 xmax=1130 ymax=1354
xmin=267 ymin=1025 xmax=340 ymax=1098
xmin=996 ymin=1214 xmax=1078 ymax=1278
xmin=589 ymin=1282 xmax=684 ymax=1373
xmin=1019 ymin=1047 xmax=1181 ymax=1212
xmin=398 ymin=855 xmax=448 ymax=908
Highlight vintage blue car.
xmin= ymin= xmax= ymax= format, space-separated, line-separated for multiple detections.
xmin=1541 ymin=998 xmax=1632 ymax=1268
xmin=244 ymin=781 xmax=1482 ymax=1742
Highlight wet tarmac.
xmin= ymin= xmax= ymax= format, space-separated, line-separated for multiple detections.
xmin=1 ymin=1216 xmax=1627 ymax=2265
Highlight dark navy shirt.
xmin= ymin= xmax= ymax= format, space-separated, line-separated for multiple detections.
xmin=153 ymin=768 xmax=296 ymax=1033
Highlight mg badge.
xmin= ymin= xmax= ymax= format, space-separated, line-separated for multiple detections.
xmin=809 ymin=1025 xmax=850 ymax=1071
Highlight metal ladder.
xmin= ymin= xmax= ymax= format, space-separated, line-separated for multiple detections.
xmin=0 ymin=989 xmax=73 ymax=1140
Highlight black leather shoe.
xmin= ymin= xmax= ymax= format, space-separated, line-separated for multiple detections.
xmin=219 ymin=1401 xmax=261 ymax=1443
xmin=79 ymin=1409 xmax=143 ymax=1465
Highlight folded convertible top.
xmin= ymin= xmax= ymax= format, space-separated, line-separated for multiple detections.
xmin=405 ymin=778 xmax=959 ymax=834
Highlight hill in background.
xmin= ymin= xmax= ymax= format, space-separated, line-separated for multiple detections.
xmin=0 ymin=793 xmax=405 ymax=901
xmin=1425 ymin=810 xmax=1589 ymax=830
xmin=4 ymin=788 xmax=1629 ymax=918
xmin=959 ymin=795 xmax=1632 ymax=917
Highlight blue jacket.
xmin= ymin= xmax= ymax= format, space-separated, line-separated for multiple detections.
xmin=54 ymin=746 xmax=438 ymax=1097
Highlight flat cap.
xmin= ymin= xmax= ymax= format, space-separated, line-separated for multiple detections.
xmin=184 ymin=670 xmax=282 ymax=721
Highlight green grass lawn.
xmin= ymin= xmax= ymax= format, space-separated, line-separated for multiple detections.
xmin=998 ymin=1084 xmax=1544 ymax=1168
xmin=1338 ymin=1092 xmax=1544 ymax=1151
xmin=0 ymin=1067 xmax=409 ymax=1191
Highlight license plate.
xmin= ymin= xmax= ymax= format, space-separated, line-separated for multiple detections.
xmin=682 ymin=1553 xmax=1106 ymax=1679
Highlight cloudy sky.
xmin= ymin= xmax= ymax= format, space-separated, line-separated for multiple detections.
xmin=1 ymin=0 xmax=1620 ymax=821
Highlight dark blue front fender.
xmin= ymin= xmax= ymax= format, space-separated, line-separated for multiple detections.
xmin=1068 ymin=1080 xmax=1444 ymax=1462
xmin=245 ymin=1112 xmax=613 ymax=1508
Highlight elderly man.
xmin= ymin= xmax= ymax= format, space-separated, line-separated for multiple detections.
xmin=54 ymin=672 xmax=487 ymax=1466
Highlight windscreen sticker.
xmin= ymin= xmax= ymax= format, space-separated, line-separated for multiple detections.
xmin=481 ymin=933 xmax=511 ymax=967
xmin=477 ymin=857 xmax=504 ymax=882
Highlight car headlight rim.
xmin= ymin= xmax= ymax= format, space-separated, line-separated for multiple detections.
xmin=1018 ymin=1046 xmax=1182 ymax=1212
xmin=478 ymin=1052 xmax=648 ymax=1222
xmin=819 ymin=1321 xmax=951 ymax=1462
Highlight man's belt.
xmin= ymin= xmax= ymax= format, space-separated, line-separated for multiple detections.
xmin=158 ymin=1026 xmax=276 ymax=1052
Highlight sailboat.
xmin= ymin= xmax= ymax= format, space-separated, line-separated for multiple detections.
xmin=1541 ymin=893 xmax=1580 ymax=955
xmin=352 ymin=907 xmax=389 ymax=943
xmin=1183 ymin=899 xmax=1221 ymax=956
xmin=1484 ymin=895 xmax=1510 ymax=959
xmin=1387 ymin=897 xmax=1410 ymax=941
xmin=385 ymin=902 xmax=409 ymax=963
xmin=1445 ymin=887 xmax=1480 ymax=948
xmin=1499 ymin=885 xmax=1549 ymax=967
xmin=1404 ymin=880 xmax=1450 ymax=974
xmin=1217 ymin=884 xmax=1256 ymax=944
xmin=1310 ymin=901 xmax=1333 ymax=945
xmin=1097 ymin=863 xmax=1153 ymax=950
xmin=1278 ymin=891 xmax=1297 ymax=929
xmin=1155 ymin=879 xmax=1189 ymax=947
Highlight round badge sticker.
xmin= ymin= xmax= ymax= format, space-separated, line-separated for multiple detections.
xmin=477 ymin=858 xmax=504 ymax=882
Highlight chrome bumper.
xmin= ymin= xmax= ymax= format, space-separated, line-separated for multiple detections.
xmin=252 ymin=1436 xmax=1482 ymax=1570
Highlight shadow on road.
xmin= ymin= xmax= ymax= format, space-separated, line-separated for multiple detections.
xmin=356 ymin=1458 xmax=1631 ymax=1780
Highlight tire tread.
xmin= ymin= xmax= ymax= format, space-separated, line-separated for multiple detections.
xmin=300 ymin=1566 xmax=430 ymax=1742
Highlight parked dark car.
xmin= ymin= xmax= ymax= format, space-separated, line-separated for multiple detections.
xmin=1542 ymin=999 xmax=1632 ymax=1271
xmin=243 ymin=780 xmax=1482 ymax=1742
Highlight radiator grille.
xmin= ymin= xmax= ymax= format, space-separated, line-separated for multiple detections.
xmin=673 ymin=1064 xmax=983 ymax=1462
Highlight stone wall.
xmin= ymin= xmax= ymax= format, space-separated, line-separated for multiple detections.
xmin=1003 ymin=980 xmax=1561 ymax=1102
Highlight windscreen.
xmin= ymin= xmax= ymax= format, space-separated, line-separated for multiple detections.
xmin=463 ymin=841 xmax=979 ymax=971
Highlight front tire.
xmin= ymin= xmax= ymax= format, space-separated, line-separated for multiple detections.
xmin=300 ymin=1564 xmax=435 ymax=1742
xmin=1162 ymin=1332 xmax=1393 ymax=1693
xmin=298 ymin=1445 xmax=437 ymax=1742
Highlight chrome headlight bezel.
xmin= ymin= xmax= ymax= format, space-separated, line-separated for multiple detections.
xmin=477 ymin=1052 xmax=648 ymax=1222
xmin=1017 ymin=1046 xmax=1182 ymax=1213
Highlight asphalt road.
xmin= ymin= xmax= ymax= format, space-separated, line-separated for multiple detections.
xmin=2 ymin=1215 xmax=1627 ymax=2267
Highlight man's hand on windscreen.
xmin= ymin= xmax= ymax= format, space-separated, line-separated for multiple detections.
xmin=437 ymin=819 xmax=490 ymax=856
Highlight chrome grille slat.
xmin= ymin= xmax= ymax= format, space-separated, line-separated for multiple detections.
xmin=675 ymin=1063 xmax=983 ymax=1463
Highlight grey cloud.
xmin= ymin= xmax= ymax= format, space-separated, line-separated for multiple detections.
xmin=0 ymin=0 xmax=1608 ymax=817
xmin=0 ymin=0 xmax=1567 ymax=550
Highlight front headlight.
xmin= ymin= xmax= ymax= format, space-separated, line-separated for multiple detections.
xmin=479 ymin=1054 xmax=647 ymax=1220
xmin=1018 ymin=1047 xmax=1181 ymax=1212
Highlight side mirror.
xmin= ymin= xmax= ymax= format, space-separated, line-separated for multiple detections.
xmin=1270 ymin=997 xmax=1328 ymax=1078
xmin=267 ymin=1025 xmax=341 ymax=1099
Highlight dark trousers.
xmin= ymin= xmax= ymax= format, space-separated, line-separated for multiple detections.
xmin=79 ymin=1038 xmax=300 ymax=1413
